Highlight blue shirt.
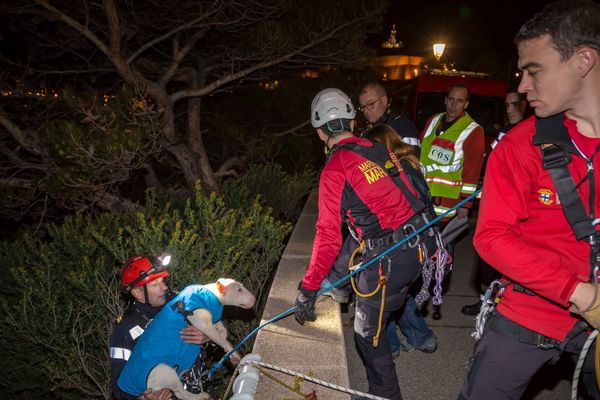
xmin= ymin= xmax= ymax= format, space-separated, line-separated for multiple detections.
xmin=117 ymin=285 xmax=223 ymax=396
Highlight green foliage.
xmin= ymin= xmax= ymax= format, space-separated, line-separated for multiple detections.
xmin=221 ymin=163 xmax=315 ymax=222
xmin=0 ymin=183 xmax=292 ymax=399
xmin=44 ymin=86 xmax=163 ymax=206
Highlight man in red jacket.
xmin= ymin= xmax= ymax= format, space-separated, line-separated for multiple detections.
xmin=458 ymin=1 xmax=600 ymax=399
xmin=294 ymin=88 xmax=428 ymax=399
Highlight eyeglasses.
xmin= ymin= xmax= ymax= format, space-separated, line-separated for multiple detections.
xmin=358 ymin=98 xmax=381 ymax=112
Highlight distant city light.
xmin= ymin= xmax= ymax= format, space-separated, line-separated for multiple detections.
xmin=259 ymin=80 xmax=280 ymax=90
xmin=1 ymin=81 xmax=60 ymax=98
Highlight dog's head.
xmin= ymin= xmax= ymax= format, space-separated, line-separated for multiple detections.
xmin=214 ymin=278 xmax=255 ymax=309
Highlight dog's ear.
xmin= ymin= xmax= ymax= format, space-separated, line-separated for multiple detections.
xmin=216 ymin=278 xmax=235 ymax=295
xmin=216 ymin=280 xmax=225 ymax=295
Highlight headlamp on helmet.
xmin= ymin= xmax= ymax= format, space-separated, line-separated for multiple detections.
xmin=120 ymin=253 xmax=171 ymax=291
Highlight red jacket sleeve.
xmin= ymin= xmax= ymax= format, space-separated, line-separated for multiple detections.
xmin=301 ymin=161 xmax=345 ymax=291
xmin=419 ymin=115 xmax=435 ymax=140
xmin=473 ymin=131 xmax=581 ymax=305
xmin=459 ymin=125 xmax=485 ymax=208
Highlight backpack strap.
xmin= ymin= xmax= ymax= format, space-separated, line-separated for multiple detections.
xmin=540 ymin=143 xmax=595 ymax=240
xmin=535 ymin=115 xmax=600 ymax=282
xmin=535 ymin=118 xmax=596 ymax=241
xmin=333 ymin=142 xmax=426 ymax=214
xmin=171 ymin=300 xmax=194 ymax=325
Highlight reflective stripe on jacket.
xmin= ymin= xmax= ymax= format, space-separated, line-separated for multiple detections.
xmin=420 ymin=112 xmax=481 ymax=200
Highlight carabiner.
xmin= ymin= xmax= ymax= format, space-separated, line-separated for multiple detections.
xmin=402 ymin=223 xmax=420 ymax=248
xmin=417 ymin=243 xmax=427 ymax=264
xmin=378 ymin=256 xmax=392 ymax=279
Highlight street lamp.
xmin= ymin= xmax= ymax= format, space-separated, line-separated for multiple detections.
xmin=433 ymin=43 xmax=446 ymax=62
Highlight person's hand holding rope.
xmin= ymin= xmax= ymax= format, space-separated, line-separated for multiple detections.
xmin=295 ymin=287 xmax=317 ymax=325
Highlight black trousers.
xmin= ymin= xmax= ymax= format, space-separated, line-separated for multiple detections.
xmin=458 ymin=313 xmax=600 ymax=399
xmin=354 ymin=299 xmax=405 ymax=400
xmin=352 ymin=245 xmax=420 ymax=400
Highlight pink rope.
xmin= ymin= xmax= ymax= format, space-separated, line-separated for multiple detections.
xmin=432 ymin=248 xmax=449 ymax=305
xmin=415 ymin=247 xmax=450 ymax=306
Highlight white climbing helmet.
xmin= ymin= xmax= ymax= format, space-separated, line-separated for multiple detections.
xmin=310 ymin=88 xmax=356 ymax=128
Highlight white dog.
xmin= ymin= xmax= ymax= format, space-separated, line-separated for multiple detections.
xmin=117 ymin=278 xmax=256 ymax=400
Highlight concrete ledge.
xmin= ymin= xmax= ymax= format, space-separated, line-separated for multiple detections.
xmin=252 ymin=189 xmax=350 ymax=399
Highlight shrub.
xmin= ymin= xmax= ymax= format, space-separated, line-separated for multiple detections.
xmin=221 ymin=163 xmax=315 ymax=222
xmin=0 ymin=182 xmax=291 ymax=399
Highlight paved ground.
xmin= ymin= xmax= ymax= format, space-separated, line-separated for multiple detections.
xmin=343 ymin=227 xmax=577 ymax=400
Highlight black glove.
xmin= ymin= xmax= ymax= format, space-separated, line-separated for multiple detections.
xmin=295 ymin=287 xmax=317 ymax=325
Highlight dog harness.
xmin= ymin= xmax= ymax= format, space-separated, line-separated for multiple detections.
xmin=117 ymin=285 xmax=223 ymax=397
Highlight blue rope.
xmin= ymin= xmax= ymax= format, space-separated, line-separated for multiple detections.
xmin=206 ymin=188 xmax=482 ymax=377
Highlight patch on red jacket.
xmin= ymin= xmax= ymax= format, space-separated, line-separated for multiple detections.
xmin=537 ymin=188 xmax=554 ymax=205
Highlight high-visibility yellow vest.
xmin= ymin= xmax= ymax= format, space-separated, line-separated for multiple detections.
xmin=420 ymin=112 xmax=481 ymax=199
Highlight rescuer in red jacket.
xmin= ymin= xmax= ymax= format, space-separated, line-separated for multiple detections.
xmin=294 ymin=88 xmax=429 ymax=399
xmin=458 ymin=1 xmax=600 ymax=398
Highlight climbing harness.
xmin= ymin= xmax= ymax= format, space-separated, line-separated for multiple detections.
xmin=335 ymin=140 xmax=449 ymax=322
xmin=473 ymin=279 xmax=589 ymax=369
xmin=349 ymin=249 xmax=391 ymax=347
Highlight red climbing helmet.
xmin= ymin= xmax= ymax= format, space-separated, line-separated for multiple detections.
xmin=120 ymin=254 xmax=170 ymax=290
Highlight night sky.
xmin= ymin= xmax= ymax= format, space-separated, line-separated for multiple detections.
xmin=378 ymin=0 xmax=560 ymax=72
